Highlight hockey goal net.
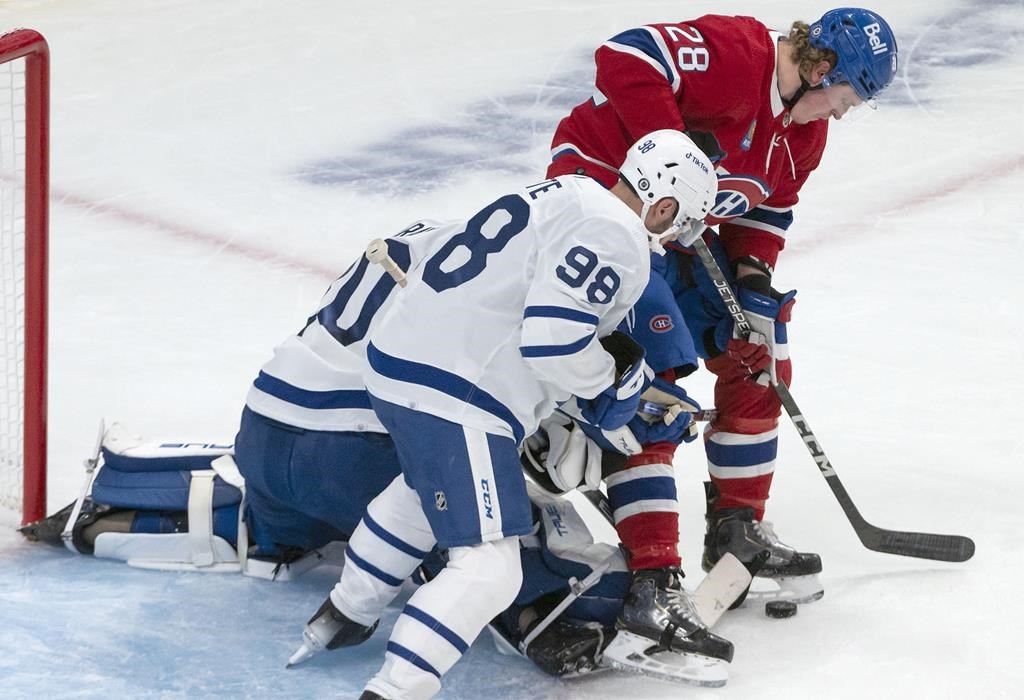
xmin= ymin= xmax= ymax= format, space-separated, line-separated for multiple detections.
xmin=0 ymin=29 xmax=48 ymax=525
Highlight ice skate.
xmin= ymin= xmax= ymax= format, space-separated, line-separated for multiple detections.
xmin=603 ymin=567 xmax=734 ymax=686
xmin=18 ymin=499 xmax=129 ymax=554
xmin=703 ymin=482 xmax=823 ymax=606
xmin=287 ymin=596 xmax=378 ymax=667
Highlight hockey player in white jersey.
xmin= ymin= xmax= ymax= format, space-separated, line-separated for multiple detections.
xmin=305 ymin=130 xmax=716 ymax=700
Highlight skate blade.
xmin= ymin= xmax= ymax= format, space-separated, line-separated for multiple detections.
xmin=743 ymin=573 xmax=824 ymax=605
xmin=600 ymin=631 xmax=729 ymax=687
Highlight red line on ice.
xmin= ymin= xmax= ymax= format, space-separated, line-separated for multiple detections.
xmin=51 ymin=188 xmax=338 ymax=280
xmin=49 ymin=152 xmax=1024 ymax=277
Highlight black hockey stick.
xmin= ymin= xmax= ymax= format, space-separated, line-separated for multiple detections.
xmin=582 ymin=488 xmax=615 ymax=526
xmin=691 ymin=237 xmax=975 ymax=563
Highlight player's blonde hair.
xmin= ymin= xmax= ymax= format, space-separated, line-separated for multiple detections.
xmin=788 ymin=21 xmax=837 ymax=79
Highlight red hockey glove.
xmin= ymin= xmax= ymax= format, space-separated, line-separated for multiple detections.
xmin=725 ymin=337 xmax=771 ymax=375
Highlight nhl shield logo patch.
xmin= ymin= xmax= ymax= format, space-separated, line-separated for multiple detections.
xmin=435 ymin=491 xmax=448 ymax=511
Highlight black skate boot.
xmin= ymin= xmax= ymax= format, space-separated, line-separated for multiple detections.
xmin=18 ymin=499 xmax=129 ymax=554
xmin=703 ymin=481 xmax=823 ymax=605
xmin=617 ymin=567 xmax=734 ymax=663
xmin=287 ymin=596 xmax=378 ymax=667
xmin=309 ymin=596 xmax=378 ymax=649
xmin=489 ymin=601 xmax=612 ymax=677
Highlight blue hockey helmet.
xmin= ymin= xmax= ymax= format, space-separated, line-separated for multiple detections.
xmin=808 ymin=8 xmax=898 ymax=101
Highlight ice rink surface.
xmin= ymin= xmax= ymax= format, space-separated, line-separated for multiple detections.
xmin=0 ymin=1 xmax=1022 ymax=697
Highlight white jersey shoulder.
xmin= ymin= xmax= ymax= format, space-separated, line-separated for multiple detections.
xmin=244 ymin=219 xmax=453 ymax=432
xmin=365 ymin=176 xmax=650 ymax=443
xmin=247 ymin=176 xmax=649 ymax=438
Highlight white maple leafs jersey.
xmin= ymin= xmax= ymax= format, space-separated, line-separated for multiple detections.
xmin=245 ymin=175 xmax=650 ymax=442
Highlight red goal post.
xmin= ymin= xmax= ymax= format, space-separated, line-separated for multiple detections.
xmin=0 ymin=28 xmax=49 ymax=525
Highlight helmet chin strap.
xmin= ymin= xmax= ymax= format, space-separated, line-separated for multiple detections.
xmin=639 ymin=200 xmax=662 ymax=252
xmin=642 ymin=200 xmax=709 ymax=253
xmin=782 ymin=75 xmax=815 ymax=107
xmin=640 ymin=200 xmax=681 ymax=254
xmin=783 ymin=75 xmax=823 ymax=109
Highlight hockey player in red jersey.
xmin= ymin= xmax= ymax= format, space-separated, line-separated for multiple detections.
xmin=547 ymin=8 xmax=899 ymax=605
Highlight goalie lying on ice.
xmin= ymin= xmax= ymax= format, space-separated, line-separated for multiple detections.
xmin=21 ymin=422 xmax=744 ymax=686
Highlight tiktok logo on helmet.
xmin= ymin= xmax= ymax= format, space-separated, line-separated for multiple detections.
xmin=809 ymin=7 xmax=899 ymax=101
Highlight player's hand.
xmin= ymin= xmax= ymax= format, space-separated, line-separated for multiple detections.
xmin=713 ymin=283 xmax=796 ymax=384
xmin=725 ymin=337 xmax=771 ymax=374
xmin=634 ymin=377 xmax=701 ymax=444
xmin=577 ymin=354 xmax=650 ymax=430
xmin=685 ymin=129 xmax=726 ymax=163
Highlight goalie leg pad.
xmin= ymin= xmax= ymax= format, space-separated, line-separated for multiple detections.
xmin=85 ymin=426 xmax=244 ymax=570
xmin=92 ymin=466 xmax=243 ymax=572
xmin=523 ymin=486 xmax=630 ymax=625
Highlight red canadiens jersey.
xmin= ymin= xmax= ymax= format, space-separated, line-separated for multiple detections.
xmin=548 ymin=14 xmax=829 ymax=268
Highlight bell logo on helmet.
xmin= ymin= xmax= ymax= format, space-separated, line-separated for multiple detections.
xmin=863 ymin=22 xmax=889 ymax=55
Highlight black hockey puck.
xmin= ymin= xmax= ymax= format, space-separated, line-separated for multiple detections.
xmin=765 ymin=600 xmax=798 ymax=618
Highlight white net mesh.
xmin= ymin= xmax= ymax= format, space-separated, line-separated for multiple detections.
xmin=0 ymin=55 xmax=26 ymax=515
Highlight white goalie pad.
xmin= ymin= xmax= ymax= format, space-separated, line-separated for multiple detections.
xmin=93 ymin=532 xmax=243 ymax=573
xmin=523 ymin=415 xmax=604 ymax=493
xmin=100 ymin=422 xmax=234 ymax=462
xmin=526 ymin=482 xmax=628 ymax=574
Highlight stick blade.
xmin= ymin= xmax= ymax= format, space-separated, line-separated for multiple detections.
xmin=861 ymin=527 xmax=975 ymax=562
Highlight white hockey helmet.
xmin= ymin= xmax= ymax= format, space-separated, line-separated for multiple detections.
xmin=619 ymin=130 xmax=718 ymax=252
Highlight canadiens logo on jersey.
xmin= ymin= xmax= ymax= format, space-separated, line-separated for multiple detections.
xmin=650 ymin=314 xmax=673 ymax=333
xmin=705 ymin=174 xmax=772 ymax=226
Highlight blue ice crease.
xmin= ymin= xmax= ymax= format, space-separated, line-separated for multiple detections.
xmin=0 ymin=542 xmax=565 ymax=699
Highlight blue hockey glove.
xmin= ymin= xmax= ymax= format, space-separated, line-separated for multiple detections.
xmin=571 ymin=378 xmax=702 ymax=455
xmin=632 ymin=377 xmax=702 ymax=444
xmin=576 ymin=332 xmax=651 ymax=430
